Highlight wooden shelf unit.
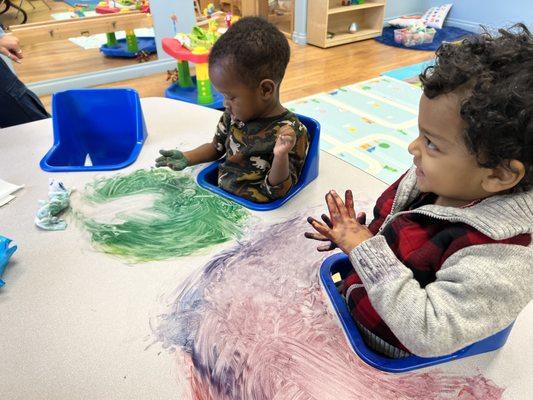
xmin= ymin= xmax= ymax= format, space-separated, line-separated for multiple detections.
xmin=307 ymin=0 xmax=386 ymax=48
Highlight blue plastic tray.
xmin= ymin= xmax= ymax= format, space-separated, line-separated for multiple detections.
xmin=165 ymin=76 xmax=224 ymax=110
xmin=40 ymin=88 xmax=147 ymax=172
xmin=197 ymin=114 xmax=320 ymax=211
xmin=100 ymin=37 xmax=156 ymax=58
xmin=320 ymin=252 xmax=514 ymax=372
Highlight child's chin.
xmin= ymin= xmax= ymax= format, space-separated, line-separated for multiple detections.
xmin=415 ymin=178 xmax=429 ymax=192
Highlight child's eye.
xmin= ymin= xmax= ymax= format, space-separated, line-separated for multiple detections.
xmin=424 ymin=136 xmax=438 ymax=151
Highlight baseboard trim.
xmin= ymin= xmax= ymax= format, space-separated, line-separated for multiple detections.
xmin=445 ymin=18 xmax=484 ymax=33
xmin=292 ymin=31 xmax=307 ymax=45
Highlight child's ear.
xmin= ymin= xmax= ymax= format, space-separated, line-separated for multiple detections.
xmin=259 ymin=79 xmax=276 ymax=99
xmin=482 ymin=160 xmax=526 ymax=193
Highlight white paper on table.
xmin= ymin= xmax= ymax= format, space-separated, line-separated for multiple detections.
xmin=0 ymin=194 xmax=15 ymax=207
xmin=0 ymin=178 xmax=24 ymax=201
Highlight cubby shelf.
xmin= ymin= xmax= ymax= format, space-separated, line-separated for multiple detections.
xmin=308 ymin=1 xmax=386 ymax=48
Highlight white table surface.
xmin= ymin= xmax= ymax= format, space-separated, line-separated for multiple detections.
xmin=0 ymin=97 xmax=531 ymax=400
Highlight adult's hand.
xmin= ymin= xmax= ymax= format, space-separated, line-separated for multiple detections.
xmin=0 ymin=34 xmax=23 ymax=63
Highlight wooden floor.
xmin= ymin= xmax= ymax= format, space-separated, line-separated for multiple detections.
xmin=38 ymin=39 xmax=433 ymax=111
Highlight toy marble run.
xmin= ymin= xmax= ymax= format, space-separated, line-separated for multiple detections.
xmin=162 ymin=26 xmax=224 ymax=109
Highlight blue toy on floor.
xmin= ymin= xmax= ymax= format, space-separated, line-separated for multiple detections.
xmin=197 ymin=114 xmax=320 ymax=211
xmin=320 ymin=252 xmax=514 ymax=373
xmin=0 ymin=236 xmax=17 ymax=287
xmin=100 ymin=37 xmax=157 ymax=58
xmin=40 ymin=88 xmax=148 ymax=172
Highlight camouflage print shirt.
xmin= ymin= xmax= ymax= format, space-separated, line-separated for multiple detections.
xmin=212 ymin=110 xmax=309 ymax=203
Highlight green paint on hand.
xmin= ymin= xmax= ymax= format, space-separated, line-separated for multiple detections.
xmin=76 ymin=169 xmax=249 ymax=262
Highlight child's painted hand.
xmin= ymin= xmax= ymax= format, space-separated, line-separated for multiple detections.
xmin=273 ymin=125 xmax=296 ymax=157
xmin=305 ymin=190 xmax=372 ymax=254
xmin=155 ymin=149 xmax=189 ymax=171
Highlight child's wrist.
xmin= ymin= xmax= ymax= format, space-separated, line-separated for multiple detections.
xmin=273 ymin=150 xmax=290 ymax=159
xmin=181 ymin=152 xmax=191 ymax=164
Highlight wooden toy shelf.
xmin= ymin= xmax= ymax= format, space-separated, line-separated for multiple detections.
xmin=307 ymin=0 xmax=386 ymax=48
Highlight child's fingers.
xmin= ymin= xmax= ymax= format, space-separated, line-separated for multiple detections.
xmin=159 ymin=149 xmax=174 ymax=157
xmin=307 ymin=216 xmax=331 ymax=237
xmin=280 ymin=134 xmax=296 ymax=144
xmin=345 ymin=190 xmax=356 ymax=219
xmin=277 ymin=125 xmax=297 ymax=147
xmin=331 ymin=191 xmax=349 ymax=219
xmin=278 ymin=124 xmax=295 ymax=136
xmin=328 ymin=191 xmax=349 ymax=221
xmin=321 ymin=213 xmax=333 ymax=228
xmin=278 ymin=134 xmax=296 ymax=149
xmin=325 ymin=192 xmax=342 ymax=223
xmin=155 ymin=156 xmax=168 ymax=163
xmin=304 ymin=231 xmax=329 ymax=241
xmin=356 ymin=211 xmax=367 ymax=225
xmin=317 ymin=242 xmax=337 ymax=252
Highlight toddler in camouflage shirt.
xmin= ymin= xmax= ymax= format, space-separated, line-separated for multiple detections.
xmin=156 ymin=17 xmax=309 ymax=203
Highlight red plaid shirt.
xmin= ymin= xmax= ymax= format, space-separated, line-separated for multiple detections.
xmin=343 ymin=172 xmax=532 ymax=353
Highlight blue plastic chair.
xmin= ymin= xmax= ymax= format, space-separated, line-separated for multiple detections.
xmin=196 ymin=114 xmax=320 ymax=211
xmin=0 ymin=236 xmax=17 ymax=288
xmin=320 ymin=252 xmax=514 ymax=373
xmin=40 ymin=88 xmax=147 ymax=172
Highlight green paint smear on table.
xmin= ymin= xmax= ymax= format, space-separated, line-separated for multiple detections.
xmin=77 ymin=169 xmax=249 ymax=262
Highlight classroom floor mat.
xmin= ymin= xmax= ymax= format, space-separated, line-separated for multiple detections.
xmin=381 ymin=59 xmax=435 ymax=85
xmin=286 ymin=76 xmax=421 ymax=185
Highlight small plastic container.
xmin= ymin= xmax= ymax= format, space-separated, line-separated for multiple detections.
xmin=394 ymin=27 xmax=436 ymax=47
xmin=40 ymin=88 xmax=147 ymax=172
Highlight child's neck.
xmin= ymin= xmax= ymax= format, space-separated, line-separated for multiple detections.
xmin=435 ymin=195 xmax=483 ymax=208
xmin=258 ymin=101 xmax=286 ymax=119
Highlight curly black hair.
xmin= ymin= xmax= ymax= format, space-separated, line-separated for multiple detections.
xmin=420 ymin=23 xmax=532 ymax=192
xmin=208 ymin=16 xmax=290 ymax=87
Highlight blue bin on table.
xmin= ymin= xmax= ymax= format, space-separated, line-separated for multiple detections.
xmin=196 ymin=114 xmax=320 ymax=211
xmin=40 ymin=88 xmax=147 ymax=172
xmin=320 ymin=252 xmax=514 ymax=373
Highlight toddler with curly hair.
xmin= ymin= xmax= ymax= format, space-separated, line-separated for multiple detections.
xmin=306 ymin=24 xmax=533 ymax=358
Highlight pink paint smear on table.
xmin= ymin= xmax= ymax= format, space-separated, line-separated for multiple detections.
xmin=152 ymin=214 xmax=505 ymax=400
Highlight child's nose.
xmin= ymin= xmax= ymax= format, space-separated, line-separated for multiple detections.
xmin=408 ymin=137 xmax=420 ymax=156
